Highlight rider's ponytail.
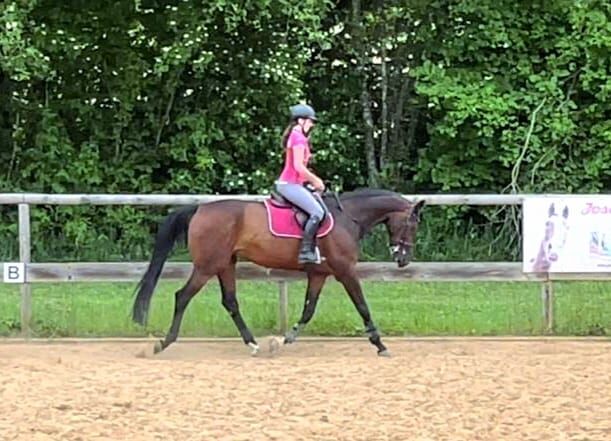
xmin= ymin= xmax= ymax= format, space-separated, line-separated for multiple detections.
xmin=281 ymin=120 xmax=298 ymax=149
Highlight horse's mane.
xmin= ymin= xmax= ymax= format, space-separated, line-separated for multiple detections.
xmin=321 ymin=188 xmax=405 ymax=214
xmin=337 ymin=188 xmax=400 ymax=201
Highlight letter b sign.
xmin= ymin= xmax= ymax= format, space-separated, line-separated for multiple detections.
xmin=3 ymin=263 xmax=25 ymax=283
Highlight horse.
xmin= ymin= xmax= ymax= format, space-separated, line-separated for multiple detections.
xmin=530 ymin=202 xmax=570 ymax=272
xmin=131 ymin=188 xmax=425 ymax=356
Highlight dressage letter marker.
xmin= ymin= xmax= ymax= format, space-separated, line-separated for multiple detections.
xmin=3 ymin=262 xmax=25 ymax=283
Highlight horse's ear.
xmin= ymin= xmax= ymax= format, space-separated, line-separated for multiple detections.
xmin=548 ymin=203 xmax=556 ymax=217
xmin=562 ymin=205 xmax=569 ymax=219
xmin=412 ymin=200 xmax=425 ymax=218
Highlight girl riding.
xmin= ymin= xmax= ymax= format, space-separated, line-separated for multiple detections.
xmin=275 ymin=103 xmax=328 ymax=264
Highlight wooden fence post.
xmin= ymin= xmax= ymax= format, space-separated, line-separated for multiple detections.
xmin=278 ymin=281 xmax=289 ymax=334
xmin=19 ymin=204 xmax=32 ymax=337
xmin=541 ymin=280 xmax=554 ymax=334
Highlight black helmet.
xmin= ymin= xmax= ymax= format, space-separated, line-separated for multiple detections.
xmin=290 ymin=103 xmax=317 ymax=121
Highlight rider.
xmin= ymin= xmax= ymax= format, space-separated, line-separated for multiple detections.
xmin=275 ymin=103 xmax=328 ymax=264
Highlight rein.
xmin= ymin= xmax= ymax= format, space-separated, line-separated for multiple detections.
xmin=321 ymin=183 xmax=360 ymax=226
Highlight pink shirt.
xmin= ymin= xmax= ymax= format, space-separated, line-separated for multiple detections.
xmin=278 ymin=129 xmax=311 ymax=184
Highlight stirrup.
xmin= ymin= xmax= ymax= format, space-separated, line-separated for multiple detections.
xmin=298 ymin=246 xmax=322 ymax=264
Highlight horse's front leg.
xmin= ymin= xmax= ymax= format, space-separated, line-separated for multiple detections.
xmin=284 ymin=272 xmax=328 ymax=344
xmin=336 ymin=270 xmax=390 ymax=357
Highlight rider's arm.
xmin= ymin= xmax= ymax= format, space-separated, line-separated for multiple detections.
xmin=291 ymin=146 xmax=324 ymax=190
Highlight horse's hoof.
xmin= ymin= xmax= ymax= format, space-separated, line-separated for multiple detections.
xmin=284 ymin=330 xmax=298 ymax=344
xmin=153 ymin=340 xmax=164 ymax=354
xmin=378 ymin=349 xmax=392 ymax=357
xmin=248 ymin=342 xmax=260 ymax=357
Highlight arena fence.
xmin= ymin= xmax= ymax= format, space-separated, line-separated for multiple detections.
xmin=2 ymin=193 xmax=609 ymax=336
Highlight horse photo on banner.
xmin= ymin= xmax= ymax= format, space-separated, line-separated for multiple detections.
xmin=522 ymin=196 xmax=611 ymax=273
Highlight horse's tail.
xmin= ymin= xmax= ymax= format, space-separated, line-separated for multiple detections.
xmin=132 ymin=205 xmax=198 ymax=325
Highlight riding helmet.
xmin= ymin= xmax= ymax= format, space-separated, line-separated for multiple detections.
xmin=290 ymin=103 xmax=317 ymax=122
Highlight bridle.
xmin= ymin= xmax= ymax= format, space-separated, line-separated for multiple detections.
xmin=389 ymin=212 xmax=418 ymax=256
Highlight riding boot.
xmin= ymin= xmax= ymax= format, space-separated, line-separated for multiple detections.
xmin=298 ymin=215 xmax=322 ymax=264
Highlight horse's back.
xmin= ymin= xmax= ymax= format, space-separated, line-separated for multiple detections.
xmin=188 ymin=199 xmax=266 ymax=243
xmin=189 ymin=199 xmax=258 ymax=232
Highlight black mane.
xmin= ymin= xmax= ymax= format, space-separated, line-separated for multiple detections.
xmin=321 ymin=188 xmax=406 ymax=215
xmin=320 ymin=188 xmax=403 ymax=205
xmin=337 ymin=188 xmax=401 ymax=200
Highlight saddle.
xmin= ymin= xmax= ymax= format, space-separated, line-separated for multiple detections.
xmin=269 ymin=191 xmax=311 ymax=226
xmin=263 ymin=190 xmax=334 ymax=239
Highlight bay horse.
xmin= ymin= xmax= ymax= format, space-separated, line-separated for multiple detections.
xmin=132 ymin=188 xmax=425 ymax=356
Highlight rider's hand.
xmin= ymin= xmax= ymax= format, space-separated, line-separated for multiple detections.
xmin=313 ymin=178 xmax=325 ymax=192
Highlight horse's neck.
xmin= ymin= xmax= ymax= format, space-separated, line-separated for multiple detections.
xmin=342 ymin=194 xmax=407 ymax=232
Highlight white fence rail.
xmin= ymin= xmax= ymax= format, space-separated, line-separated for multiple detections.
xmin=0 ymin=192 xmax=527 ymax=205
xmin=2 ymin=193 xmax=610 ymax=337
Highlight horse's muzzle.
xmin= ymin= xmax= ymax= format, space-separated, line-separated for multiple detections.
xmin=391 ymin=246 xmax=411 ymax=268
xmin=396 ymin=257 xmax=410 ymax=268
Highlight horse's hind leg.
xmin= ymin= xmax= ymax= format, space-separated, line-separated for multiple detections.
xmin=154 ymin=268 xmax=210 ymax=354
xmin=218 ymin=262 xmax=259 ymax=355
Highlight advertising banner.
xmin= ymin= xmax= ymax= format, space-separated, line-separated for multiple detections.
xmin=522 ymin=196 xmax=611 ymax=273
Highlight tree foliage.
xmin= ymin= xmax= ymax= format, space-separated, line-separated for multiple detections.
xmin=0 ymin=0 xmax=609 ymax=261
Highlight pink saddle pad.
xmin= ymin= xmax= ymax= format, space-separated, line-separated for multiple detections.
xmin=263 ymin=199 xmax=334 ymax=239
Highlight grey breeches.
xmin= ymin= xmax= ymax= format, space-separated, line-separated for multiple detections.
xmin=275 ymin=183 xmax=327 ymax=220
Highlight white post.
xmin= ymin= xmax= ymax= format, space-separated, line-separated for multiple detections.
xmin=18 ymin=204 xmax=32 ymax=337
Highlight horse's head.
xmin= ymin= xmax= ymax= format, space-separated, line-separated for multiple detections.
xmin=541 ymin=202 xmax=570 ymax=263
xmin=386 ymin=200 xmax=425 ymax=268
xmin=333 ymin=189 xmax=426 ymax=267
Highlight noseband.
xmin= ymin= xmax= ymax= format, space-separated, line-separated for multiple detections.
xmin=389 ymin=217 xmax=416 ymax=255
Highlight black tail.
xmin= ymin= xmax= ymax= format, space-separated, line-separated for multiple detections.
xmin=132 ymin=205 xmax=198 ymax=325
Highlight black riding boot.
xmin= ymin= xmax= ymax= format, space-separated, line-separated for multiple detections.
xmin=298 ymin=215 xmax=322 ymax=264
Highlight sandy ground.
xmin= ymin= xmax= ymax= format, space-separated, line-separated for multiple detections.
xmin=0 ymin=338 xmax=610 ymax=441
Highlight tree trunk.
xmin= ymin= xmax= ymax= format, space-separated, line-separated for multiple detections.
xmin=405 ymin=107 xmax=420 ymax=162
xmin=352 ymin=0 xmax=379 ymax=187
xmin=361 ymin=83 xmax=379 ymax=187
xmin=391 ymin=75 xmax=411 ymax=154
xmin=380 ymin=45 xmax=388 ymax=172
